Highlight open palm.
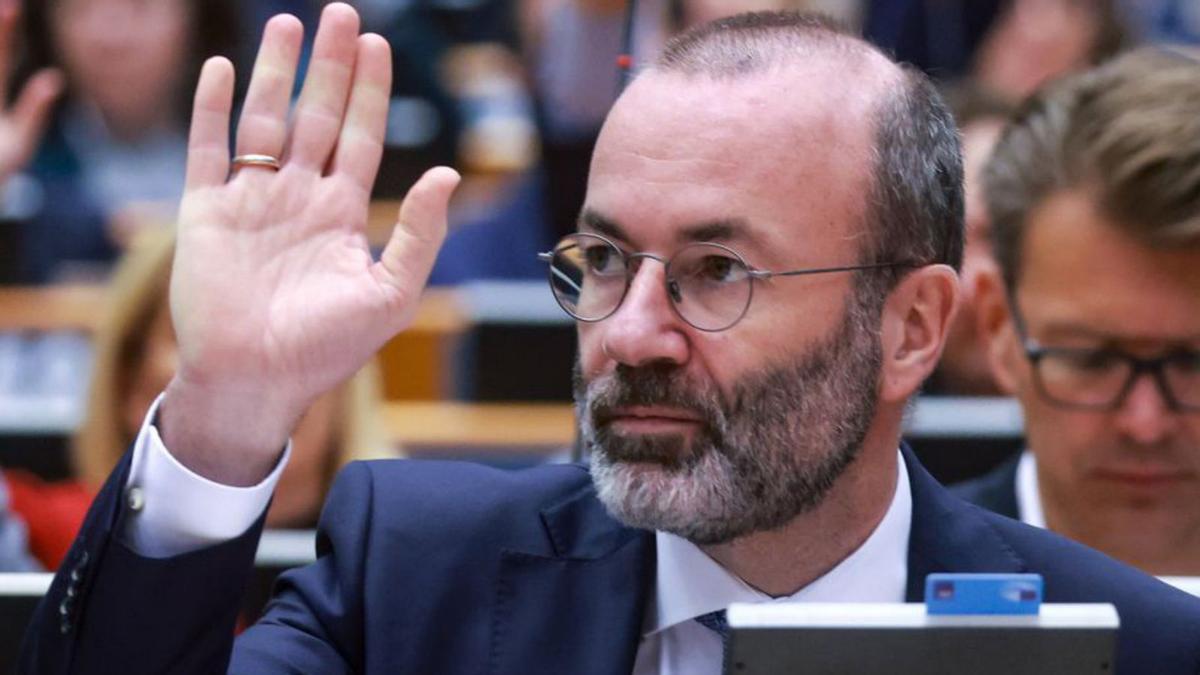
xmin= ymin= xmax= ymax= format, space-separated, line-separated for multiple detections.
xmin=161 ymin=4 xmax=458 ymax=484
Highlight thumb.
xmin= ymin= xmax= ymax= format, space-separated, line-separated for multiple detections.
xmin=375 ymin=166 xmax=460 ymax=326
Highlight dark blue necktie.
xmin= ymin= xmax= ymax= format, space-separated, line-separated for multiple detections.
xmin=694 ymin=609 xmax=730 ymax=675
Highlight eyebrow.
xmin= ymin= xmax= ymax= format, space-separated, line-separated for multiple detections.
xmin=1034 ymin=321 xmax=1200 ymax=347
xmin=578 ymin=208 xmax=757 ymax=247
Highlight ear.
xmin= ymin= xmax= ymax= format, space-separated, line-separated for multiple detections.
xmin=879 ymin=264 xmax=958 ymax=403
xmin=974 ymin=266 xmax=1022 ymax=395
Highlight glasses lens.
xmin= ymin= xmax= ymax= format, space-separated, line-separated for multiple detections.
xmin=1165 ymin=351 xmax=1200 ymax=409
xmin=667 ymin=243 xmax=753 ymax=331
xmin=1035 ymin=350 xmax=1132 ymax=408
xmin=548 ymin=234 xmax=627 ymax=321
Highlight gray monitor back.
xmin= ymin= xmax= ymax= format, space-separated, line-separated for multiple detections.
xmin=727 ymin=602 xmax=1117 ymax=675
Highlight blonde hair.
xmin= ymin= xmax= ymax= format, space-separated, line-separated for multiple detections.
xmin=985 ymin=48 xmax=1200 ymax=292
xmin=73 ymin=229 xmax=391 ymax=491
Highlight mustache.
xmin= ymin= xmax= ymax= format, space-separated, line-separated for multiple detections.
xmin=586 ymin=363 xmax=723 ymax=428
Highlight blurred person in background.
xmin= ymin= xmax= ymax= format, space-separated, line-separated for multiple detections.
xmin=0 ymin=0 xmax=61 ymax=282
xmin=954 ymin=49 xmax=1200 ymax=576
xmin=925 ymin=87 xmax=1012 ymax=396
xmin=865 ymin=0 xmax=1128 ymax=102
xmin=971 ymin=0 xmax=1128 ymax=102
xmin=2 ymin=0 xmax=240 ymax=284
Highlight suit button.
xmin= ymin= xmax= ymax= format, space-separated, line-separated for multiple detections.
xmin=69 ymin=551 xmax=88 ymax=583
xmin=58 ymin=599 xmax=71 ymax=617
xmin=60 ymin=620 xmax=70 ymax=635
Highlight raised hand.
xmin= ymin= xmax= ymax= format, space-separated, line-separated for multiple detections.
xmin=0 ymin=0 xmax=62 ymax=190
xmin=160 ymin=4 xmax=459 ymax=485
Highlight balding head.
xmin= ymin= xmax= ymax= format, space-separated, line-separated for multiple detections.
xmin=654 ymin=11 xmax=889 ymax=78
xmin=616 ymin=11 xmax=964 ymax=307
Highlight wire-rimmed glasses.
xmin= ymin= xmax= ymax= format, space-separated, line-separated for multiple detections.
xmin=1013 ymin=308 xmax=1200 ymax=411
xmin=537 ymin=232 xmax=918 ymax=332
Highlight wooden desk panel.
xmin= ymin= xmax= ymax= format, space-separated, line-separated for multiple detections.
xmin=0 ymin=285 xmax=108 ymax=332
xmin=382 ymin=401 xmax=576 ymax=451
xmin=377 ymin=288 xmax=468 ymax=400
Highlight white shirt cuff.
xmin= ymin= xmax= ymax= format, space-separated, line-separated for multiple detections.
xmin=121 ymin=393 xmax=291 ymax=558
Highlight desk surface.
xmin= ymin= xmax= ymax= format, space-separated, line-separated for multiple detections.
xmin=0 ymin=285 xmax=108 ymax=332
xmin=0 ymin=284 xmax=465 ymax=333
xmin=383 ymin=401 xmax=576 ymax=451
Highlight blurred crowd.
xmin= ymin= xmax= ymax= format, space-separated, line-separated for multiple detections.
xmin=5 ymin=0 xmax=1196 ymax=289
xmin=0 ymin=0 xmax=1197 ymax=573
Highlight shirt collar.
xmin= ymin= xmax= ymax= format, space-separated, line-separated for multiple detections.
xmin=1015 ymin=450 xmax=1046 ymax=528
xmin=646 ymin=450 xmax=912 ymax=636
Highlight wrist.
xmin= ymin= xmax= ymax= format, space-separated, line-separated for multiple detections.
xmin=158 ymin=375 xmax=301 ymax=487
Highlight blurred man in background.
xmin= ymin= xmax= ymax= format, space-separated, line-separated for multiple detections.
xmin=955 ymin=49 xmax=1200 ymax=576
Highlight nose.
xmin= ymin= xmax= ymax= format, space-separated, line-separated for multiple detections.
xmin=598 ymin=260 xmax=690 ymax=368
xmin=1113 ymin=372 xmax=1180 ymax=446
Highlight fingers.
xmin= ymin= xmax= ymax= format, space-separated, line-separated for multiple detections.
xmin=285 ymin=3 xmax=362 ymax=170
xmin=328 ymin=33 xmax=392 ymax=193
xmin=185 ymin=57 xmax=236 ymax=190
xmin=235 ymin=14 xmax=303 ymax=161
xmin=375 ymin=167 xmax=461 ymax=320
xmin=9 ymin=68 xmax=62 ymax=149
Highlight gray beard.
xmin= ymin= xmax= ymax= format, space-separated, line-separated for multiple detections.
xmin=578 ymin=296 xmax=882 ymax=545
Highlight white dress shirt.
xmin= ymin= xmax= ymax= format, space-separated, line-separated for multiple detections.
xmin=125 ymin=405 xmax=911 ymax=675
xmin=1014 ymin=450 xmax=1047 ymax=528
xmin=122 ymin=395 xmax=289 ymax=557
xmin=632 ymin=453 xmax=912 ymax=675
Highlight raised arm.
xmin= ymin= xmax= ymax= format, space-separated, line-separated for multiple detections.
xmin=18 ymin=5 xmax=458 ymax=672
xmin=159 ymin=4 xmax=458 ymax=485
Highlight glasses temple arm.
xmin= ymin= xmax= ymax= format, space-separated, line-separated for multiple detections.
xmin=753 ymin=261 xmax=918 ymax=280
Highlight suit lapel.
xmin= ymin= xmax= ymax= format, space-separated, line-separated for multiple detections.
xmin=490 ymin=483 xmax=654 ymax=675
xmin=902 ymin=444 xmax=1028 ymax=601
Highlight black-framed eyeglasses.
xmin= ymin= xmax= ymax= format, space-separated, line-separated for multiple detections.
xmin=1012 ymin=306 xmax=1200 ymax=412
xmin=537 ymin=232 xmax=919 ymax=332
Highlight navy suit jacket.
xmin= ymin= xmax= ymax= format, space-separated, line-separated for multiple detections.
xmin=21 ymin=446 xmax=1200 ymax=674
xmin=950 ymin=454 xmax=1021 ymax=520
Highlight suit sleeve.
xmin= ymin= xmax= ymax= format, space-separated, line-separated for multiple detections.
xmin=228 ymin=461 xmax=376 ymax=674
xmin=17 ymin=450 xmax=264 ymax=675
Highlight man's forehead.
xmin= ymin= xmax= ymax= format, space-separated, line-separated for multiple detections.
xmin=615 ymin=57 xmax=890 ymax=139
xmin=1019 ymin=189 xmax=1200 ymax=343
xmin=584 ymin=60 xmax=891 ymax=260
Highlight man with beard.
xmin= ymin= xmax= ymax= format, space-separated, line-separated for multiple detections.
xmin=955 ymin=50 xmax=1200 ymax=578
xmin=21 ymin=4 xmax=1200 ymax=675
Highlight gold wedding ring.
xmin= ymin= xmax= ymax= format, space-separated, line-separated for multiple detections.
xmin=231 ymin=153 xmax=282 ymax=172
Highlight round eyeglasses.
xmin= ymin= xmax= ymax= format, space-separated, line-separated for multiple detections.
xmin=537 ymin=233 xmax=918 ymax=332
